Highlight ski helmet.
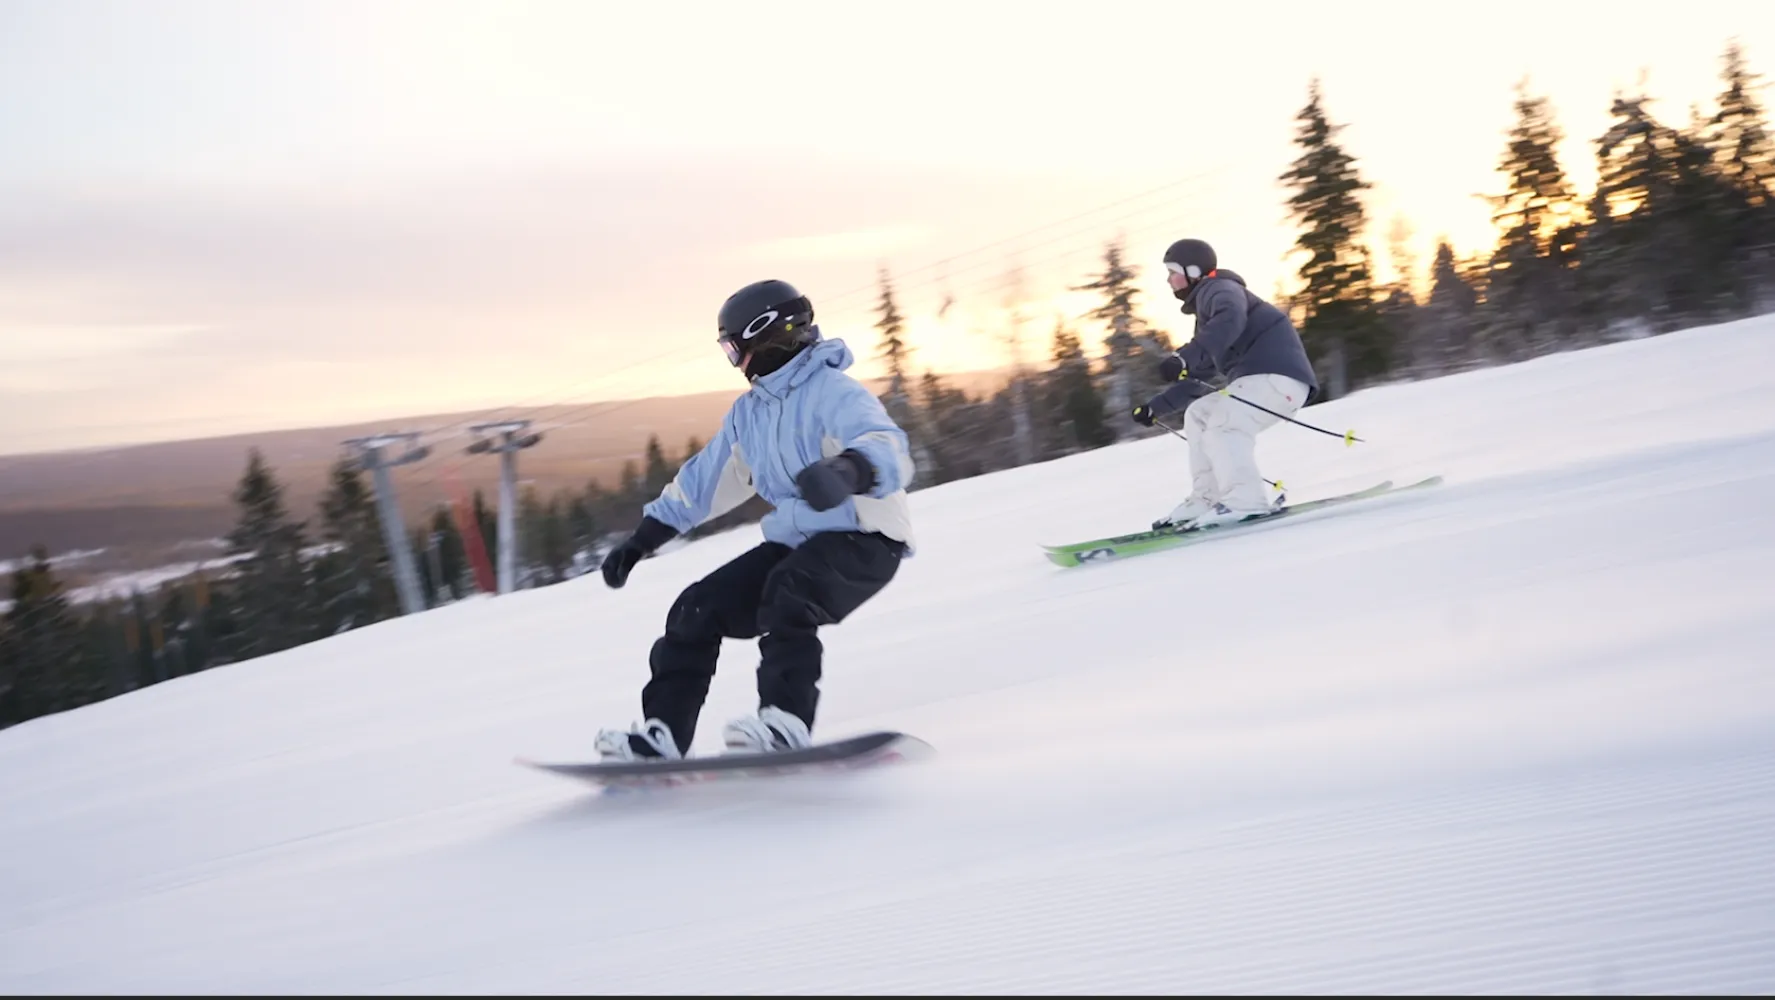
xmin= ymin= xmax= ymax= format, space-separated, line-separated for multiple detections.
xmin=716 ymin=278 xmax=819 ymax=379
xmin=1162 ymin=238 xmax=1217 ymax=281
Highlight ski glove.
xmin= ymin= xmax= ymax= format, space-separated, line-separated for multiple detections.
xmin=600 ymin=515 xmax=679 ymax=589
xmin=1158 ymin=352 xmax=1187 ymax=383
xmin=1131 ymin=404 xmax=1156 ymax=427
xmin=795 ymin=449 xmax=878 ymax=512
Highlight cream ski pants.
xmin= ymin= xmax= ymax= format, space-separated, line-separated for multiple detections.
xmin=1182 ymin=373 xmax=1311 ymax=513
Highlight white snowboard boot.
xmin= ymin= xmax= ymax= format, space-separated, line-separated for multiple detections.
xmin=722 ymin=705 xmax=813 ymax=754
xmin=594 ymin=718 xmax=682 ymax=762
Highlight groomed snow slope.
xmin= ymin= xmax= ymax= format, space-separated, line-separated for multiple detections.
xmin=3 ymin=317 xmax=1773 ymax=994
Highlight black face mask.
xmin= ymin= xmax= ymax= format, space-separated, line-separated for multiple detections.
xmin=742 ymin=340 xmax=810 ymax=381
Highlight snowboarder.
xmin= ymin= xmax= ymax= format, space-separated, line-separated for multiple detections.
xmin=593 ymin=278 xmax=917 ymax=762
xmin=1131 ymin=238 xmax=1319 ymax=530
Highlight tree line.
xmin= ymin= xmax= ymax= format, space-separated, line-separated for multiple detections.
xmin=4 ymin=38 xmax=1771 ymax=727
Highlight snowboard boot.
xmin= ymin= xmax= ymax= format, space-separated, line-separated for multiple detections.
xmin=594 ymin=718 xmax=682 ymax=762
xmin=722 ymin=705 xmax=813 ymax=754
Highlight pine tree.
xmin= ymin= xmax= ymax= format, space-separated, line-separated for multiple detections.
xmin=176 ymin=567 xmax=216 ymax=673
xmin=1484 ymin=80 xmax=1582 ymax=360
xmin=519 ymin=488 xmax=574 ymax=586
xmin=0 ymin=546 xmax=104 ymax=723
xmin=565 ymin=494 xmax=598 ymax=574
xmin=197 ymin=567 xmax=245 ymax=668
xmin=1707 ymin=40 xmax=1775 ymax=306
xmin=1073 ymin=238 xmax=1172 ymax=438
xmin=1378 ymin=214 xmax=1423 ymax=374
xmin=912 ymin=369 xmax=975 ymax=485
xmin=617 ymin=459 xmax=643 ymax=512
xmin=1710 ymin=41 xmax=1775 ymax=212
xmin=583 ymin=478 xmax=615 ymax=535
xmin=920 ymin=368 xmax=1000 ymax=483
xmin=1668 ymin=107 xmax=1742 ymax=321
xmin=0 ymin=592 xmax=11 ymax=721
xmin=81 ymin=600 xmax=138 ymax=696
xmin=1582 ymin=82 xmax=1746 ymax=334
xmin=221 ymin=448 xmax=316 ymax=660
xmin=424 ymin=503 xmax=468 ymax=598
xmin=1587 ymin=86 xmax=1710 ymax=334
xmin=517 ymin=485 xmax=546 ymax=587
xmin=874 ymin=265 xmax=914 ymax=405
xmin=1043 ymin=319 xmax=1114 ymax=453
xmin=1420 ymin=240 xmax=1482 ymax=373
xmin=154 ymin=585 xmax=191 ymax=680
xmin=315 ymin=455 xmax=398 ymax=634
xmin=1494 ymin=82 xmax=1581 ymax=259
xmin=873 ymin=265 xmax=935 ymax=475
xmin=642 ymin=434 xmax=673 ymax=497
xmin=127 ymin=589 xmax=163 ymax=684
xmin=1279 ymin=78 xmax=1391 ymax=396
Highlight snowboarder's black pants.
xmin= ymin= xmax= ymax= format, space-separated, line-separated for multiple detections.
xmin=643 ymin=530 xmax=905 ymax=754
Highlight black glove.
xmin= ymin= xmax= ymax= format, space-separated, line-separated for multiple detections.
xmin=1158 ymin=352 xmax=1186 ymax=383
xmin=795 ymin=449 xmax=877 ymax=512
xmin=1131 ymin=404 xmax=1156 ymax=427
xmin=600 ymin=515 xmax=679 ymax=589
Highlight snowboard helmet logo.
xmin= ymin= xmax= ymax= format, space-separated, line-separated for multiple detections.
xmin=741 ymin=310 xmax=780 ymax=340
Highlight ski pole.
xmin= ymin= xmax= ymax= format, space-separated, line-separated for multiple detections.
xmin=1185 ymin=377 xmax=1363 ymax=446
xmin=1150 ymin=413 xmax=1281 ymax=489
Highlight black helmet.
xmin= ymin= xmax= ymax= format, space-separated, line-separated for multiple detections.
xmin=717 ymin=278 xmax=819 ymax=379
xmin=1162 ymin=238 xmax=1217 ymax=280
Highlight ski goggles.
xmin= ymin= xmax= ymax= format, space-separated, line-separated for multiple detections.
xmin=1165 ymin=261 xmax=1206 ymax=279
xmin=719 ymin=336 xmax=745 ymax=367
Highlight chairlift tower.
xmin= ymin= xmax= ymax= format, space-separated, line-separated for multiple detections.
xmin=467 ymin=420 xmax=544 ymax=595
xmin=341 ymin=432 xmax=432 ymax=616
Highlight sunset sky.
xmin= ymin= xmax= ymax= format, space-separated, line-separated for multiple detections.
xmin=2 ymin=0 xmax=1771 ymax=455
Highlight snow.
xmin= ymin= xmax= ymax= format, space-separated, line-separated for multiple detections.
xmin=3 ymin=317 xmax=1774 ymax=993
xmin=67 ymin=554 xmax=248 ymax=603
xmin=0 ymin=545 xmax=332 ymax=617
xmin=0 ymin=547 xmax=105 ymax=577
xmin=0 ymin=553 xmax=247 ymax=617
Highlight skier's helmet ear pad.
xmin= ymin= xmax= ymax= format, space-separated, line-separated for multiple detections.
xmin=1162 ymin=238 xmax=1217 ymax=276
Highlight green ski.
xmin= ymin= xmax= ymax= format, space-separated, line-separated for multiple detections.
xmin=1041 ymin=476 xmax=1444 ymax=568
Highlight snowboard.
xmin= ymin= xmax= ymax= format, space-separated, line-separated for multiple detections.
xmin=1041 ymin=475 xmax=1444 ymax=568
xmin=515 ymin=730 xmax=933 ymax=792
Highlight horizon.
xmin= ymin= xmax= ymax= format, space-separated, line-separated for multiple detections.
xmin=0 ymin=358 xmax=1019 ymax=461
xmin=3 ymin=1 xmax=1772 ymax=454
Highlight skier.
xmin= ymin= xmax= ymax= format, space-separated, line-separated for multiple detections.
xmin=1131 ymin=238 xmax=1319 ymax=530
xmin=593 ymin=278 xmax=917 ymax=762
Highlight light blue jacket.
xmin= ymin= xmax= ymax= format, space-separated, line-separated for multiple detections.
xmin=643 ymin=336 xmax=918 ymax=553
